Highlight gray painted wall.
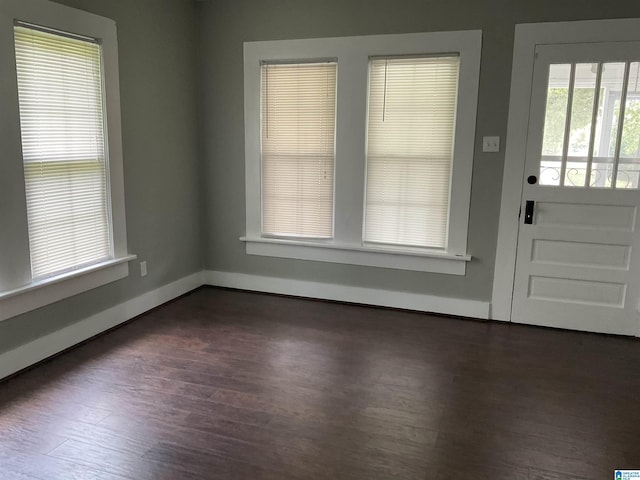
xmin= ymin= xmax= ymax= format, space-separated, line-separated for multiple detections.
xmin=4 ymin=0 xmax=640 ymax=357
xmin=0 ymin=0 xmax=202 ymax=354
xmin=198 ymin=0 xmax=640 ymax=301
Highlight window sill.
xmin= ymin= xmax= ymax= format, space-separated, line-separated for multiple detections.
xmin=0 ymin=255 xmax=137 ymax=322
xmin=240 ymin=237 xmax=470 ymax=275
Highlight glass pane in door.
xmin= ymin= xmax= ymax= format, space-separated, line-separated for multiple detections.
xmin=540 ymin=64 xmax=571 ymax=186
xmin=590 ymin=62 xmax=625 ymax=188
xmin=539 ymin=60 xmax=639 ymax=189
xmin=617 ymin=62 xmax=640 ymax=188
xmin=564 ymin=63 xmax=598 ymax=187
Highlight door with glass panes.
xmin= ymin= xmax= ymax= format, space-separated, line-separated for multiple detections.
xmin=512 ymin=42 xmax=640 ymax=335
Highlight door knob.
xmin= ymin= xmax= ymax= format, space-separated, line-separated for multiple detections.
xmin=524 ymin=200 xmax=535 ymax=224
xmin=527 ymin=175 xmax=538 ymax=185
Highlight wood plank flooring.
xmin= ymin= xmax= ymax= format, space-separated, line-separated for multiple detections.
xmin=1 ymin=286 xmax=639 ymax=479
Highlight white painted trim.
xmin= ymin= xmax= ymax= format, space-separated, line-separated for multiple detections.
xmin=0 ymin=267 xmax=493 ymax=381
xmin=0 ymin=0 xmax=130 ymax=296
xmin=204 ymin=270 xmax=490 ymax=319
xmin=492 ymin=17 xmax=640 ymax=321
xmin=0 ymin=255 xmax=136 ymax=322
xmin=244 ymin=30 xmax=481 ymax=270
xmin=241 ymin=237 xmax=469 ymax=274
xmin=0 ymin=271 xmax=203 ymax=381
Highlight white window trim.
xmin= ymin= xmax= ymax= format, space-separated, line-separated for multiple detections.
xmin=492 ymin=18 xmax=640 ymax=321
xmin=243 ymin=30 xmax=481 ymax=274
xmin=0 ymin=0 xmax=134 ymax=321
xmin=241 ymin=236 xmax=470 ymax=274
xmin=0 ymin=255 xmax=136 ymax=322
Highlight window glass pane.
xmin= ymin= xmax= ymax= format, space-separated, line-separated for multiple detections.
xmin=539 ymin=62 xmax=637 ymax=190
xmin=591 ymin=62 xmax=625 ymax=188
xmin=564 ymin=63 xmax=597 ymax=187
xmin=261 ymin=62 xmax=336 ymax=238
xmin=14 ymin=25 xmax=111 ymax=279
xmin=540 ymin=64 xmax=571 ymax=186
xmin=365 ymin=56 xmax=459 ymax=249
xmin=616 ymin=62 xmax=640 ymax=189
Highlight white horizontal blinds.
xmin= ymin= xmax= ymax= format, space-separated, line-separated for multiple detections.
xmin=365 ymin=56 xmax=460 ymax=249
xmin=14 ymin=25 xmax=111 ymax=279
xmin=261 ymin=62 xmax=336 ymax=238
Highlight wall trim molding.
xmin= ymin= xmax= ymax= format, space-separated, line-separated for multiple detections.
xmin=203 ymin=270 xmax=490 ymax=319
xmin=1 ymin=269 xmax=492 ymax=381
xmin=0 ymin=271 xmax=203 ymax=381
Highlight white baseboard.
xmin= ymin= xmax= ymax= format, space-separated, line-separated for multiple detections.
xmin=0 ymin=271 xmax=203 ymax=381
xmin=1 ymin=269 xmax=492 ymax=381
xmin=204 ymin=270 xmax=490 ymax=319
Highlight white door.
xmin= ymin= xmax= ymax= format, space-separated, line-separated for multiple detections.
xmin=512 ymin=42 xmax=640 ymax=335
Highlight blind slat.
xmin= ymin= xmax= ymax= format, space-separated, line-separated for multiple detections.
xmin=15 ymin=25 xmax=111 ymax=279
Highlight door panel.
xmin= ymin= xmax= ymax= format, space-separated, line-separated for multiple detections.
xmin=531 ymin=239 xmax=631 ymax=269
xmin=511 ymin=41 xmax=640 ymax=335
xmin=535 ymin=202 xmax=636 ymax=230
xmin=527 ymin=276 xmax=626 ymax=307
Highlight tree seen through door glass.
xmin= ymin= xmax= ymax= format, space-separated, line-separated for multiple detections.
xmin=593 ymin=62 xmax=624 ymax=188
xmin=616 ymin=62 xmax=640 ymax=188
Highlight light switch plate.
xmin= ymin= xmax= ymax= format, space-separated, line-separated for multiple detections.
xmin=482 ymin=136 xmax=500 ymax=153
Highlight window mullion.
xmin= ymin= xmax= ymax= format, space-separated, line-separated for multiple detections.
xmin=332 ymin=54 xmax=368 ymax=246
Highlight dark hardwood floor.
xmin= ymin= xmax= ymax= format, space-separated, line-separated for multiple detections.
xmin=1 ymin=287 xmax=639 ymax=479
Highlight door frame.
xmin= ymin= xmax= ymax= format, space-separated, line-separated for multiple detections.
xmin=492 ymin=17 xmax=640 ymax=325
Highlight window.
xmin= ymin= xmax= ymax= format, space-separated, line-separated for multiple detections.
xmin=15 ymin=25 xmax=111 ymax=279
xmin=0 ymin=0 xmax=133 ymax=322
xmin=365 ymin=56 xmax=460 ymax=249
xmin=261 ymin=61 xmax=337 ymax=238
xmin=243 ymin=31 xmax=481 ymax=275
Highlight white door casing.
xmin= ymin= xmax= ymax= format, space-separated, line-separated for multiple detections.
xmin=493 ymin=18 xmax=640 ymax=337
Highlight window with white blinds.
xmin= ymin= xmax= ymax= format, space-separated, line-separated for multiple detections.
xmin=244 ymin=32 xmax=480 ymax=273
xmin=260 ymin=62 xmax=337 ymax=238
xmin=365 ymin=56 xmax=460 ymax=249
xmin=14 ymin=25 xmax=111 ymax=279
